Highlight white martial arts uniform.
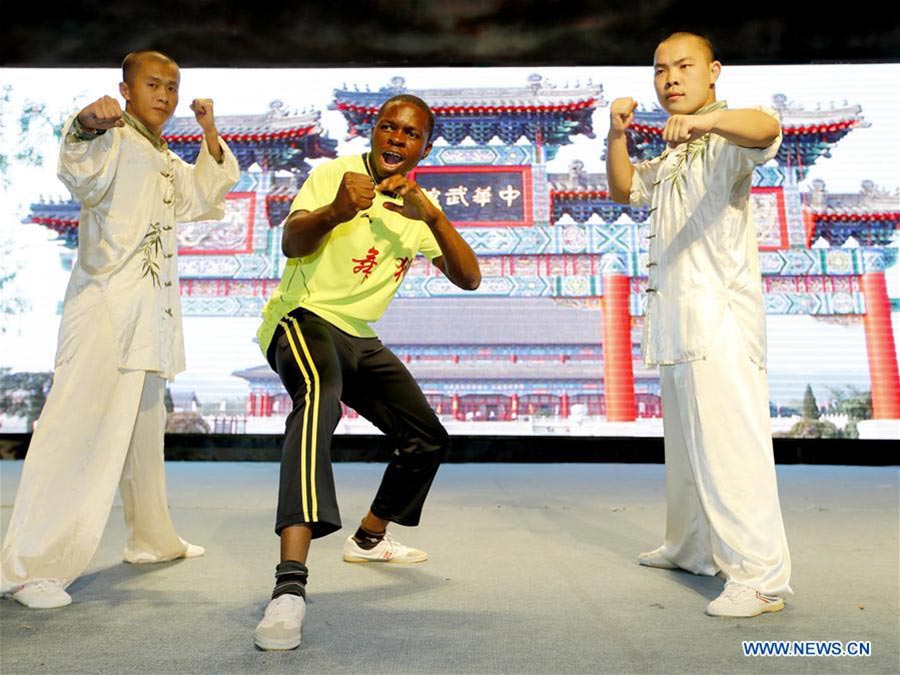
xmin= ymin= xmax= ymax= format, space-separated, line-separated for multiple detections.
xmin=1 ymin=112 xmax=239 ymax=592
xmin=630 ymin=102 xmax=792 ymax=596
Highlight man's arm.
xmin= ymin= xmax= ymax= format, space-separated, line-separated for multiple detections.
xmin=172 ymin=98 xmax=240 ymax=223
xmin=377 ymin=175 xmax=481 ymax=291
xmin=662 ymin=109 xmax=780 ymax=148
xmin=58 ymin=97 xmax=125 ymax=206
xmin=190 ymin=99 xmax=223 ymax=162
xmin=282 ymin=172 xmax=375 ymax=258
xmin=424 ymin=211 xmax=482 ymax=291
xmin=606 ymin=97 xmax=638 ymax=204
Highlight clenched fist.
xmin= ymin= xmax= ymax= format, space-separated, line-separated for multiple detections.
xmin=189 ymin=98 xmax=217 ymax=133
xmin=662 ymin=112 xmax=716 ymax=146
xmin=76 ymin=96 xmax=125 ymax=131
xmin=609 ymin=97 xmax=638 ymax=136
xmin=331 ymin=172 xmax=376 ymax=223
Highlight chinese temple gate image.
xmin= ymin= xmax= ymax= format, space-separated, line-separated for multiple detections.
xmin=27 ymin=76 xmax=899 ymax=432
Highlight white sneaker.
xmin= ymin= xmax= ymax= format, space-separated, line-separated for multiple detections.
xmin=342 ymin=532 xmax=428 ymax=563
xmin=124 ymin=539 xmax=205 ymax=564
xmin=11 ymin=581 xmax=72 ymax=609
xmin=706 ymin=583 xmax=785 ymax=617
xmin=638 ymin=546 xmax=678 ymax=569
xmin=254 ymin=594 xmax=306 ymax=650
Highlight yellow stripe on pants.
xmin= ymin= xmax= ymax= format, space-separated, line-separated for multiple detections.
xmin=280 ymin=320 xmax=313 ymax=523
xmin=286 ymin=316 xmax=321 ymax=521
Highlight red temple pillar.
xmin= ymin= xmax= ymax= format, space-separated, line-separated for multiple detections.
xmin=248 ymin=392 xmax=258 ymax=417
xmin=602 ymin=273 xmax=636 ymax=422
xmin=451 ymin=394 xmax=461 ymax=421
xmin=802 ymin=209 xmax=817 ymax=247
xmin=560 ymin=393 xmax=570 ymax=419
xmin=861 ymin=272 xmax=900 ymax=419
xmin=509 ymin=394 xmax=519 ymax=420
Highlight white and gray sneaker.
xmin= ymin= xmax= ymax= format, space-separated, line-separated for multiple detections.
xmin=706 ymin=582 xmax=784 ymax=617
xmin=254 ymin=594 xmax=306 ymax=650
xmin=11 ymin=580 xmax=72 ymax=609
xmin=342 ymin=532 xmax=428 ymax=563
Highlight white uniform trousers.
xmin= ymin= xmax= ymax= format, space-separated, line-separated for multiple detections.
xmin=656 ymin=309 xmax=793 ymax=596
xmin=1 ymin=311 xmax=190 ymax=592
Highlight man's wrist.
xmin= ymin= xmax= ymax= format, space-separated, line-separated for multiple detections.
xmin=705 ymin=110 xmax=724 ymax=132
xmin=325 ymin=202 xmax=350 ymax=226
xmin=203 ymin=129 xmax=225 ymax=162
xmin=75 ymin=114 xmax=96 ymax=132
xmin=202 ymin=129 xmax=221 ymax=148
xmin=423 ymin=207 xmax=443 ymax=228
xmin=70 ymin=115 xmax=106 ymax=141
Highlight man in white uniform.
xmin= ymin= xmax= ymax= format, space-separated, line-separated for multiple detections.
xmin=1 ymin=50 xmax=240 ymax=609
xmin=606 ymin=32 xmax=792 ymax=617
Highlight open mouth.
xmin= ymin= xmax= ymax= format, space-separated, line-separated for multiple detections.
xmin=381 ymin=151 xmax=404 ymax=168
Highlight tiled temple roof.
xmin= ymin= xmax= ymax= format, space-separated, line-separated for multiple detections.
xmin=162 ymin=100 xmax=337 ymax=173
xmin=332 ymin=75 xmax=604 ymax=146
xmin=805 ymin=179 xmax=900 ymax=246
xmin=623 ymin=94 xmax=869 ymax=177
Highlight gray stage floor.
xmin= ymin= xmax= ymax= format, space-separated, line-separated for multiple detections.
xmin=1 ymin=461 xmax=898 ymax=674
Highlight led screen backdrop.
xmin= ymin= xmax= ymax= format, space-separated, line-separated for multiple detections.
xmin=1 ymin=65 xmax=897 ymax=439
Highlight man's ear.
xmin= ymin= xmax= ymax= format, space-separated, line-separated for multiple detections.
xmin=421 ymin=141 xmax=433 ymax=161
xmin=119 ymin=81 xmax=131 ymax=102
xmin=710 ymin=61 xmax=722 ymax=87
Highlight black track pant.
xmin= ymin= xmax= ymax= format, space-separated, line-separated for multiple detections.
xmin=268 ymin=308 xmax=448 ymax=538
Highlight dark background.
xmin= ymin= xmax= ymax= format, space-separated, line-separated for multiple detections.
xmin=1 ymin=433 xmax=895 ymax=465
xmin=4 ymin=0 xmax=899 ymax=67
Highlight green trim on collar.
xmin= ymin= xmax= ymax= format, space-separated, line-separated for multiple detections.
xmin=692 ymin=100 xmax=727 ymax=116
xmin=123 ymin=111 xmax=168 ymax=152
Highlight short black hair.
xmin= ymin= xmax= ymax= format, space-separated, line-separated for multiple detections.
xmin=375 ymin=94 xmax=436 ymax=141
xmin=121 ymin=50 xmax=178 ymax=84
xmin=658 ymin=32 xmax=715 ymax=62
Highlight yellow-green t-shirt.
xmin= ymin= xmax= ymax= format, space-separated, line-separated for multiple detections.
xmin=257 ymin=154 xmax=444 ymax=355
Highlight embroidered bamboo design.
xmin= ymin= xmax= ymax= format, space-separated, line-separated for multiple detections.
xmin=666 ymin=136 xmax=710 ymax=199
xmin=664 ymin=100 xmax=727 ymax=199
xmin=140 ymin=222 xmax=163 ymax=287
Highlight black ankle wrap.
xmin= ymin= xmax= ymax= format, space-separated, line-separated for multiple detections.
xmin=353 ymin=526 xmax=385 ymax=551
xmin=272 ymin=560 xmax=308 ymax=600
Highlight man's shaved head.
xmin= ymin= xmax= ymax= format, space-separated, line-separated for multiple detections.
xmin=657 ymin=32 xmax=715 ymax=64
xmin=121 ymin=50 xmax=178 ymax=85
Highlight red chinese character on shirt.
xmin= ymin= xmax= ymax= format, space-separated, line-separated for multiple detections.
xmin=394 ymin=256 xmax=412 ymax=282
xmin=352 ymin=247 xmax=379 ymax=279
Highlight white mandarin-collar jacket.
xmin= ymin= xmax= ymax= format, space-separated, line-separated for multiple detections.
xmin=55 ymin=113 xmax=240 ymax=379
xmin=629 ymin=103 xmax=782 ymax=368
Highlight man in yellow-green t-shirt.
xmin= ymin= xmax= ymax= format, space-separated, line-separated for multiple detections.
xmin=254 ymin=95 xmax=481 ymax=651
